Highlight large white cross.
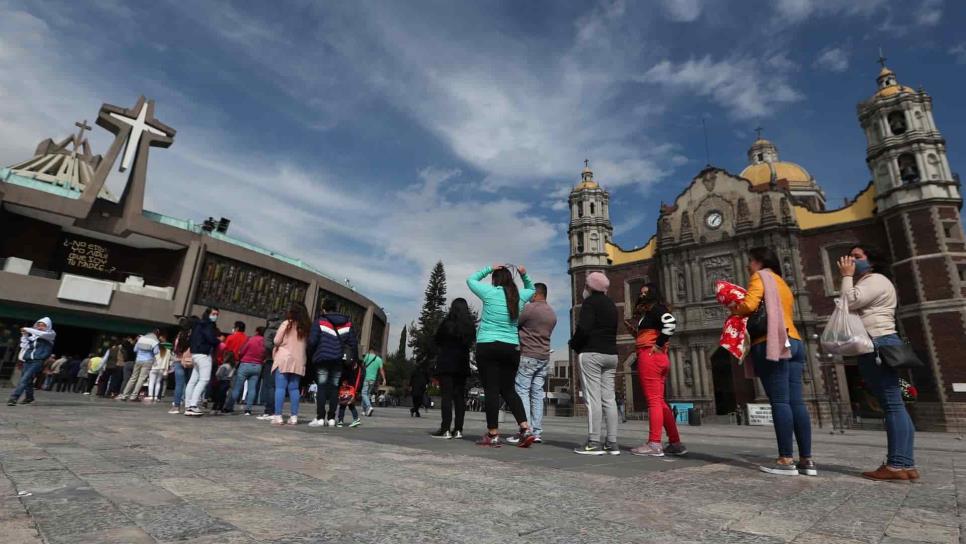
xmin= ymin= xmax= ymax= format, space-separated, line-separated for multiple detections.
xmin=110 ymin=103 xmax=169 ymax=172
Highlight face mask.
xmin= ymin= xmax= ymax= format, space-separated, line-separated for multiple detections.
xmin=209 ymin=314 xmax=219 ymax=323
xmin=854 ymin=258 xmax=871 ymax=275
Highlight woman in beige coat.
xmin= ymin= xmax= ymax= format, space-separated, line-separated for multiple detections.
xmin=271 ymin=303 xmax=311 ymax=425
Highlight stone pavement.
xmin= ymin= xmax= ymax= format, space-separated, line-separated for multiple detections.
xmin=0 ymin=391 xmax=964 ymax=544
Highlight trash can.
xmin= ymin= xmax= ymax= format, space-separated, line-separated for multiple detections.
xmin=687 ymin=408 xmax=702 ymax=426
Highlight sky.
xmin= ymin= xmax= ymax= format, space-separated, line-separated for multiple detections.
xmin=1 ymin=0 xmax=964 ymax=354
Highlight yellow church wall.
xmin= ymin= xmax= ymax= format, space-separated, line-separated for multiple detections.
xmin=794 ymin=183 xmax=877 ymax=230
xmin=606 ymin=235 xmax=656 ymax=265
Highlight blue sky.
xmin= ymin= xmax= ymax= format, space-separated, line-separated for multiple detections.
xmin=1 ymin=0 xmax=964 ymax=353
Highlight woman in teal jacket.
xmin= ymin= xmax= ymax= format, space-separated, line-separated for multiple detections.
xmin=467 ymin=264 xmax=537 ymax=448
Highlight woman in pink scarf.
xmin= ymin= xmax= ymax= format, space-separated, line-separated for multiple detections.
xmin=733 ymin=247 xmax=814 ymax=477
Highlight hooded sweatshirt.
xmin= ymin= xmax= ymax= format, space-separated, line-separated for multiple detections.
xmin=20 ymin=318 xmax=56 ymax=362
xmin=308 ymin=312 xmax=358 ymax=364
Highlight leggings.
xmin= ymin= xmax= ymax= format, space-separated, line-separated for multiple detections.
xmin=438 ymin=373 xmax=467 ymax=432
xmin=476 ymin=342 xmax=527 ymax=430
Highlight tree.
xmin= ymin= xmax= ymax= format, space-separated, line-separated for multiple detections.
xmin=385 ymin=325 xmax=413 ymax=390
xmin=396 ymin=325 xmax=408 ymax=358
xmin=408 ymin=261 xmax=447 ymax=367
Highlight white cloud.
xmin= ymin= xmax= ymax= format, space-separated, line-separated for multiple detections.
xmin=916 ymin=0 xmax=943 ymax=26
xmin=950 ymin=43 xmax=966 ymax=64
xmin=813 ymin=47 xmax=850 ymax=72
xmin=642 ymin=56 xmax=804 ymax=119
xmin=660 ymin=0 xmax=702 ymax=22
xmin=773 ymin=0 xmax=888 ymax=21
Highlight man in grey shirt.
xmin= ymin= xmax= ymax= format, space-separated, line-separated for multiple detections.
xmin=510 ymin=282 xmax=557 ymax=444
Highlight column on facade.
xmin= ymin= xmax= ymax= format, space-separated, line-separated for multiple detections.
xmin=689 ymin=345 xmax=702 ymax=399
xmin=669 ymin=347 xmax=682 ymax=398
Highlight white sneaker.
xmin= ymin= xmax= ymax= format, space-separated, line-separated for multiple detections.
xmin=365 ymin=407 xmax=374 ymax=417
xmin=167 ymin=408 xmax=180 ymax=414
xmin=83 ymin=392 xmax=91 ymax=396
xmin=256 ymin=414 xmax=274 ymax=421
xmin=307 ymin=418 xmax=326 ymax=427
xmin=287 ymin=415 xmax=298 ymax=425
xmin=327 ymin=419 xmax=336 ymax=427
xmin=270 ymin=415 xmax=284 ymax=425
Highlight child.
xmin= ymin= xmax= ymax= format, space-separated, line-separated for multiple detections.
xmin=9 ymin=318 xmax=56 ymax=406
xmin=147 ymin=340 xmax=172 ymax=402
xmin=336 ymin=358 xmax=363 ymax=428
xmin=213 ymin=355 xmax=235 ymax=412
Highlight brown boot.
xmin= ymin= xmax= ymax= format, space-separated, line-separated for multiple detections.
xmin=904 ymin=468 xmax=920 ymax=480
xmin=862 ymin=464 xmax=910 ymax=482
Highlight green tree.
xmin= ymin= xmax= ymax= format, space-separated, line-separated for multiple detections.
xmin=408 ymin=261 xmax=447 ymax=367
xmin=385 ymin=325 xmax=413 ymax=389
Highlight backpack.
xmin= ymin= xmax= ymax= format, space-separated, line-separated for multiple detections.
xmin=338 ymin=362 xmax=363 ymax=406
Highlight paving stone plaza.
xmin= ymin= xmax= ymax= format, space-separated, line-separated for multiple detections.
xmin=0 ymin=391 xmax=963 ymax=543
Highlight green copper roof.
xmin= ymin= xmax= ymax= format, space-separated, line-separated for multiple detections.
xmin=0 ymin=167 xmax=82 ymax=199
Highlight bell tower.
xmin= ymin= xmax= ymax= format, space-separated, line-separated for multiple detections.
xmin=567 ymin=160 xmax=613 ymax=272
xmin=857 ymin=57 xmax=966 ymax=430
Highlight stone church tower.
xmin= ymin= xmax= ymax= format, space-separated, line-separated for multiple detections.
xmin=568 ymin=161 xmax=613 ymax=272
xmin=857 ymin=62 xmax=966 ymax=426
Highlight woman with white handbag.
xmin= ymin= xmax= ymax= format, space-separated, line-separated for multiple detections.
xmin=837 ymin=245 xmax=918 ymax=481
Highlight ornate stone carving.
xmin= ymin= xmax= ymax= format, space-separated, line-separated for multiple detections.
xmin=702 ymin=255 xmax=734 ymax=297
xmin=735 ymin=197 xmax=752 ymax=232
xmin=701 ymin=170 xmax=716 ymax=193
xmin=676 ymin=271 xmax=686 ymax=299
xmin=702 ymin=305 xmax=730 ymax=322
xmin=683 ymin=359 xmax=694 ymax=388
xmin=780 ymin=197 xmax=793 ymax=224
xmin=679 ymin=212 xmax=694 ymax=243
xmin=759 ymin=194 xmax=777 ymax=227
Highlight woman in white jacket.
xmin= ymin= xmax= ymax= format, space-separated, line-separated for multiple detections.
xmin=837 ymin=244 xmax=917 ymax=482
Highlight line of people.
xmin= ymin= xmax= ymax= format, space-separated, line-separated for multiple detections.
xmin=6 ymin=246 xmax=917 ymax=480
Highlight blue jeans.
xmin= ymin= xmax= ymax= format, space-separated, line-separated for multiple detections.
xmin=11 ymin=360 xmax=44 ymax=402
xmin=753 ymin=339 xmax=811 ymax=459
xmin=260 ymin=364 xmax=276 ymax=414
xmin=172 ymin=362 xmax=190 ymax=407
xmin=316 ymin=363 xmax=342 ymax=420
xmin=274 ymin=371 xmax=300 ymax=416
xmin=857 ymin=334 xmax=915 ymax=468
xmin=361 ymin=379 xmax=375 ymax=412
xmin=225 ymin=363 xmax=262 ymax=412
xmin=514 ymin=356 xmax=549 ymax=437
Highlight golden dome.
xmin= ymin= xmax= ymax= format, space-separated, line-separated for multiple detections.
xmin=739 ymin=161 xmax=814 ymax=188
xmin=874 ymin=84 xmax=915 ymax=99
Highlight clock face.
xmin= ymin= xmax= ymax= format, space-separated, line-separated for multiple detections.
xmin=706 ymin=211 xmax=723 ymax=229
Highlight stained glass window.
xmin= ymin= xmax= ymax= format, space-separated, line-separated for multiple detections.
xmin=196 ymin=254 xmax=308 ymax=317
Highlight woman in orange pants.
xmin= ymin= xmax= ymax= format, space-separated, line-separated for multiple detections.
xmin=625 ymin=284 xmax=688 ymax=457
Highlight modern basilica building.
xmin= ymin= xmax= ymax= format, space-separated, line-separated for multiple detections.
xmin=568 ymin=63 xmax=965 ymax=431
xmin=0 ymin=97 xmax=388 ymax=382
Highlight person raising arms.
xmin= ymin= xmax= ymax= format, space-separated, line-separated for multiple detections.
xmin=466 ymin=264 xmax=537 ymax=448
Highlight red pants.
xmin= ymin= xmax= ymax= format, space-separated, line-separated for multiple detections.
xmin=637 ymin=349 xmax=681 ymax=444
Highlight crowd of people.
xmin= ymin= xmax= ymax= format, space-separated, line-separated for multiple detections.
xmin=6 ymin=244 xmax=918 ymax=480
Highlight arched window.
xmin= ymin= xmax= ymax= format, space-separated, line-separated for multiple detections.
xmin=577 ymin=235 xmax=584 ymax=254
xmin=897 ymin=153 xmax=920 ymax=184
xmin=590 ymin=202 xmax=596 ymax=215
xmin=590 ymin=233 xmax=599 ymax=253
xmin=887 ymin=111 xmax=907 ymax=136
xmin=578 ymin=202 xmax=584 ymax=218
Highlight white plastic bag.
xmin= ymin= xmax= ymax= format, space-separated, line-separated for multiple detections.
xmin=820 ymin=297 xmax=874 ymax=356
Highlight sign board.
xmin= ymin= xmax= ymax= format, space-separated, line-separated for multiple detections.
xmin=746 ymin=403 xmax=773 ymax=426
xmin=953 ymin=383 xmax=966 ymax=393
xmin=669 ymin=402 xmax=693 ymax=425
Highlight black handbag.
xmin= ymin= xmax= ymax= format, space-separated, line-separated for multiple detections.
xmin=876 ymin=341 xmax=924 ymax=369
xmin=746 ymin=303 xmax=768 ymax=339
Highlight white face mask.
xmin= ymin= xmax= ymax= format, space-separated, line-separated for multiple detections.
xmin=582 ymin=289 xmax=591 ymax=300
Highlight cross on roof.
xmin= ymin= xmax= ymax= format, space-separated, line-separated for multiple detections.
xmin=877 ymin=48 xmax=888 ymax=68
xmin=755 ymin=126 xmax=763 ymax=140
xmin=584 ymin=158 xmax=590 ymax=168
xmin=74 ymin=120 xmax=91 ymax=141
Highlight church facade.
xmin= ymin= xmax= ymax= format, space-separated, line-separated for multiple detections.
xmin=568 ymin=64 xmax=966 ymax=432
